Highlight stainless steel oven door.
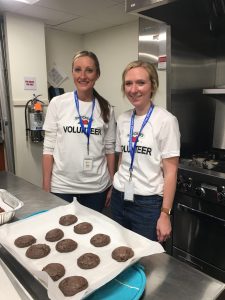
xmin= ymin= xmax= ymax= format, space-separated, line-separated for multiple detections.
xmin=172 ymin=201 xmax=225 ymax=282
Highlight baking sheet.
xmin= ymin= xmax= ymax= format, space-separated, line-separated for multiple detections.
xmin=0 ymin=259 xmax=23 ymax=300
xmin=0 ymin=200 xmax=164 ymax=300
xmin=0 ymin=258 xmax=32 ymax=300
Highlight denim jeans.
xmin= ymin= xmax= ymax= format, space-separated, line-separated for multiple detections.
xmin=53 ymin=188 xmax=109 ymax=213
xmin=110 ymin=187 xmax=162 ymax=241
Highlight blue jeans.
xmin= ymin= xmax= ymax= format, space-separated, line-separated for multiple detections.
xmin=110 ymin=188 xmax=162 ymax=241
xmin=53 ymin=188 xmax=109 ymax=213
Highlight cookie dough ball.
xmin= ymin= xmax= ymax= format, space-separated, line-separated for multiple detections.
xmin=45 ymin=228 xmax=64 ymax=242
xmin=26 ymin=244 xmax=51 ymax=259
xmin=42 ymin=263 xmax=65 ymax=281
xmin=77 ymin=253 xmax=100 ymax=269
xmin=59 ymin=214 xmax=78 ymax=226
xmin=112 ymin=246 xmax=134 ymax=262
xmin=90 ymin=234 xmax=110 ymax=247
xmin=74 ymin=222 xmax=93 ymax=234
xmin=56 ymin=239 xmax=78 ymax=253
xmin=14 ymin=235 xmax=36 ymax=248
xmin=59 ymin=276 xmax=88 ymax=297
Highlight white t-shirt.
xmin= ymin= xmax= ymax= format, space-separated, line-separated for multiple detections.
xmin=43 ymin=92 xmax=116 ymax=194
xmin=113 ymin=105 xmax=180 ymax=196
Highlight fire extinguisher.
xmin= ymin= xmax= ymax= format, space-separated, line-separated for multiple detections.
xmin=25 ymin=94 xmax=45 ymax=143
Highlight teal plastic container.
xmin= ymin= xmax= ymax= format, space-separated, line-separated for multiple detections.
xmin=85 ymin=263 xmax=146 ymax=300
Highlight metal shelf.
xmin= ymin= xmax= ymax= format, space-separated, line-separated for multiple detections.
xmin=203 ymin=89 xmax=225 ymax=100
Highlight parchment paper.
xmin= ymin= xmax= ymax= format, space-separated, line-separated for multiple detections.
xmin=0 ymin=200 xmax=164 ymax=300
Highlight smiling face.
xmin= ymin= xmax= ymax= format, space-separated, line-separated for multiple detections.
xmin=124 ymin=66 xmax=153 ymax=115
xmin=72 ymin=56 xmax=99 ymax=101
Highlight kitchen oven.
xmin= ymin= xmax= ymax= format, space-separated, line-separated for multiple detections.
xmin=172 ymin=157 xmax=225 ymax=283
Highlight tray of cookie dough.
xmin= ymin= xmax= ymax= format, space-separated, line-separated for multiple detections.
xmin=0 ymin=200 xmax=164 ymax=300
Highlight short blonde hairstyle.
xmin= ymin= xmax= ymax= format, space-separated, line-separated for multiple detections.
xmin=122 ymin=61 xmax=159 ymax=99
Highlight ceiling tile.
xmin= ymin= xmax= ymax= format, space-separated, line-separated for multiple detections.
xmin=0 ymin=0 xmax=138 ymax=34
xmin=87 ymin=3 xmax=137 ymax=25
xmin=15 ymin=5 xmax=79 ymax=25
xmin=49 ymin=16 xmax=112 ymax=35
xmin=36 ymin=0 xmax=119 ymax=15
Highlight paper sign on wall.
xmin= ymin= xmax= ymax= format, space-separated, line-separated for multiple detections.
xmin=48 ymin=65 xmax=68 ymax=87
xmin=158 ymin=55 xmax=167 ymax=70
xmin=24 ymin=77 xmax=36 ymax=90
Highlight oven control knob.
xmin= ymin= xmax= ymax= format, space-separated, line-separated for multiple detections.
xmin=187 ymin=177 xmax=192 ymax=189
xmin=177 ymin=175 xmax=183 ymax=189
xmin=182 ymin=177 xmax=192 ymax=191
xmin=217 ymin=186 xmax=225 ymax=202
xmin=195 ymin=187 xmax=205 ymax=197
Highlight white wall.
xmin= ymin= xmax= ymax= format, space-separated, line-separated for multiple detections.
xmin=5 ymin=14 xmax=48 ymax=104
xmin=45 ymin=21 xmax=139 ymax=119
xmin=45 ymin=28 xmax=82 ymax=92
xmin=5 ymin=13 xmax=48 ymax=186
xmin=83 ymin=21 xmax=138 ymax=118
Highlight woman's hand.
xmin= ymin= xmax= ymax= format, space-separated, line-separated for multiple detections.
xmin=105 ymin=186 xmax=113 ymax=207
xmin=156 ymin=212 xmax=172 ymax=242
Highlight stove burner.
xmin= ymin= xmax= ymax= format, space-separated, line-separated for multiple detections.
xmin=180 ymin=158 xmax=219 ymax=170
xmin=180 ymin=151 xmax=225 ymax=173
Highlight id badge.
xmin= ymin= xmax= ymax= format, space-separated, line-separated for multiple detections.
xmin=124 ymin=180 xmax=134 ymax=202
xmin=83 ymin=157 xmax=93 ymax=171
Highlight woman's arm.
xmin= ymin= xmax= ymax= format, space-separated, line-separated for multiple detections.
xmin=42 ymin=130 xmax=56 ymax=193
xmin=42 ymin=154 xmax=54 ymax=192
xmin=156 ymin=156 xmax=179 ymax=242
xmin=106 ymin=153 xmax=115 ymax=183
xmin=104 ymin=106 xmax=116 ymax=207
xmin=42 ymin=98 xmax=57 ymax=193
xmin=105 ymin=153 xmax=115 ymax=207
xmin=117 ymin=152 xmax=122 ymax=169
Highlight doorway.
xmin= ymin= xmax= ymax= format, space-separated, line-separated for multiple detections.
xmin=0 ymin=16 xmax=15 ymax=173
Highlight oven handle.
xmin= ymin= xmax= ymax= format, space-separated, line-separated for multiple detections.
xmin=177 ymin=204 xmax=225 ymax=226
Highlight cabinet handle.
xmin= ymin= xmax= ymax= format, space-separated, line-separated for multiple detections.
xmin=177 ymin=203 xmax=225 ymax=226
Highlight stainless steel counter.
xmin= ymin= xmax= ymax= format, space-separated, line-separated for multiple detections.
xmin=0 ymin=171 xmax=225 ymax=300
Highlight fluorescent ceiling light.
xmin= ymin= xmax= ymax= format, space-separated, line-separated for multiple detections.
xmin=14 ymin=0 xmax=40 ymax=4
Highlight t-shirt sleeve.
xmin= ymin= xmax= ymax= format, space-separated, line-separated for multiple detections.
xmin=158 ymin=115 xmax=180 ymax=159
xmin=115 ymin=115 xmax=122 ymax=153
xmin=43 ymin=98 xmax=57 ymax=132
xmin=43 ymin=130 xmax=56 ymax=154
xmin=43 ymin=98 xmax=58 ymax=154
xmin=104 ymin=106 xmax=116 ymax=154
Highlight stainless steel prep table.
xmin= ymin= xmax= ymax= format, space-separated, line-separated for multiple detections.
xmin=0 ymin=171 xmax=225 ymax=300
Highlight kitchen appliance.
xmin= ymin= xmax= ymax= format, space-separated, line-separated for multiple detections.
xmin=126 ymin=0 xmax=225 ymax=282
xmin=173 ymin=161 xmax=225 ymax=283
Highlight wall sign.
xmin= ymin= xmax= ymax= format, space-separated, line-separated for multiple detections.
xmin=158 ymin=55 xmax=167 ymax=70
xmin=24 ymin=77 xmax=36 ymax=90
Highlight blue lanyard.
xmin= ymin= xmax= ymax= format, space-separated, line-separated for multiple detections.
xmin=74 ymin=90 xmax=95 ymax=155
xmin=128 ymin=104 xmax=154 ymax=179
